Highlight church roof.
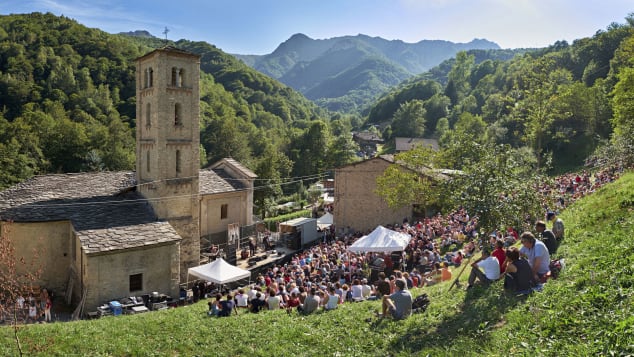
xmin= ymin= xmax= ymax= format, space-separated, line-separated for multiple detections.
xmin=0 ymin=171 xmax=181 ymax=255
xmin=0 ymin=164 xmax=250 ymax=253
xmin=209 ymin=158 xmax=257 ymax=179
xmin=199 ymin=167 xmax=246 ymax=194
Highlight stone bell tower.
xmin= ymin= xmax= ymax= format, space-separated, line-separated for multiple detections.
xmin=135 ymin=47 xmax=201 ymax=281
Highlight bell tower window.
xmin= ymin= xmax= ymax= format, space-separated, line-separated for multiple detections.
xmin=175 ymin=150 xmax=182 ymax=175
xmin=146 ymin=151 xmax=151 ymax=172
xmin=178 ymin=68 xmax=185 ymax=87
xmin=171 ymin=67 xmax=177 ymax=87
xmin=145 ymin=103 xmax=151 ymax=128
xmin=174 ymin=103 xmax=182 ymax=126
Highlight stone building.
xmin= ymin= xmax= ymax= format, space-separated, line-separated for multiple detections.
xmin=334 ymin=155 xmax=451 ymax=234
xmin=334 ymin=155 xmax=412 ymax=233
xmin=0 ymin=47 xmax=255 ymax=314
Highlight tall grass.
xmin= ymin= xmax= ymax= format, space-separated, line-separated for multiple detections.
xmin=1 ymin=172 xmax=633 ymax=356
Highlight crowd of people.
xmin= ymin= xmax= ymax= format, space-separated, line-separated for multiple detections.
xmin=1 ymin=288 xmax=54 ymax=324
xmin=203 ymin=164 xmax=625 ymax=320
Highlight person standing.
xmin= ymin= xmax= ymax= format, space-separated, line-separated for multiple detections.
xmin=28 ymin=302 xmax=38 ymax=323
xmin=44 ymin=297 xmax=52 ymax=322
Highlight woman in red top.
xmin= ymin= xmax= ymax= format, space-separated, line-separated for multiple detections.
xmin=491 ymin=239 xmax=507 ymax=273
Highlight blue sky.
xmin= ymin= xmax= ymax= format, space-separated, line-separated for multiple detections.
xmin=1 ymin=0 xmax=632 ymax=54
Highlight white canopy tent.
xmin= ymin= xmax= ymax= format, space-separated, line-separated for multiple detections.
xmin=346 ymin=225 xmax=412 ymax=253
xmin=187 ymin=258 xmax=251 ymax=284
xmin=316 ymin=212 xmax=333 ymax=230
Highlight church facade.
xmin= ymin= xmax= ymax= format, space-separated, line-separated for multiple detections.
xmin=0 ymin=47 xmax=255 ymax=314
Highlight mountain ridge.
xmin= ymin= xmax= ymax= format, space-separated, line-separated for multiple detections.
xmin=233 ymin=33 xmax=500 ymax=112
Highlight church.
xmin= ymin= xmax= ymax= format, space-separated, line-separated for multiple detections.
xmin=0 ymin=47 xmax=256 ymax=313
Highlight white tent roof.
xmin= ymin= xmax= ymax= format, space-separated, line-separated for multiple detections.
xmin=187 ymin=258 xmax=251 ymax=284
xmin=347 ymin=225 xmax=412 ymax=253
xmin=317 ymin=212 xmax=333 ymax=229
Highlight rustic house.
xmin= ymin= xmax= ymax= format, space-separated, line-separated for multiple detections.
xmin=0 ymin=47 xmax=255 ymax=314
xmin=334 ymin=155 xmax=411 ymax=233
xmin=333 ymin=155 xmax=449 ymax=234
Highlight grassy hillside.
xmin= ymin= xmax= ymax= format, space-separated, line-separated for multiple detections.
xmin=1 ymin=172 xmax=633 ymax=356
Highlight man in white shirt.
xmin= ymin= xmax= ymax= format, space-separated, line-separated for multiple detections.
xmin=466 ymin=249 xmax=500 ymax=289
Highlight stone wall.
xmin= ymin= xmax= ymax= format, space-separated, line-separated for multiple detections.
xmin=334 ymin=158 xmax=412 ymax=233
xmin=82 ymin=243 xmax=180 ymax=312
xmin=1 ymin=221 xmax=72 ymax=296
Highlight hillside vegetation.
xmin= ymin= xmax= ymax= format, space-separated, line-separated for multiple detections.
xmin=1 ymin=171 xmax=632 ymax=356
xmin=235 ymin=33 xmax=501 ymax=112
xmin=369 ymin=18 xmax=634 ymax=171
xmin=0 ymin=12 xmax=362 ymax=216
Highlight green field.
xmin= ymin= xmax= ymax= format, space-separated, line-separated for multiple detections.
xmin=2 ymin=172 xmax=634 ymax=356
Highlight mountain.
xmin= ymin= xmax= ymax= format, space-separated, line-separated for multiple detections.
xmin=234 ymin=34 xmax=500 ymax=112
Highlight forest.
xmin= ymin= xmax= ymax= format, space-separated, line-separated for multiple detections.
xmin=1 ymin=12 xmax=634 ymax=224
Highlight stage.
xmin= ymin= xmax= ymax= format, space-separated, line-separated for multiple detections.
xmin=235 ymin=246 xmax=297 ymax=273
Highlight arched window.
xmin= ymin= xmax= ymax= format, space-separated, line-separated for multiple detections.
xmin=145 ymin=103 xmax=151 ymax=128
xmin=148 ymin=68 xmax=153 ymax=87
xmin=174 ymin=103 xmax=182 ymax=126
xmin=175 ymin=150 xmax=181 ymax=174
xmin=146 ymin=151 xmax=151 ymax=172
xmin=171 ymin=67 xmax=177 ymax=87
xmin=144 ymin=69 xmax=149 ymax=89
xmin=178 ymin=68 xmax=185 ymax=87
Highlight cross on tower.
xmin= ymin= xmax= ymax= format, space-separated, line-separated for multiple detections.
xmin=163 ymin=27 xmax=170 ymax=44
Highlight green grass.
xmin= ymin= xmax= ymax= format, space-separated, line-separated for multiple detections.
xmin=2 ymin=172 xmax=634 ymax=356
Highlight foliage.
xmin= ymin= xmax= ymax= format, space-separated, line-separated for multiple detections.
xmin=0 ymin=13 xmax=363 ymax=194
xmin=375 ymin=147 xmax=440 ymax=210
xmin=377 ymin=130 xmax=545 ymax=232
xmin=262 ymin=209 xmax=311 ymax=232
xmin=368 ymin=16 xmax=634 ymax=170
xmin=239 ymin=34 xmax=499 ymax=113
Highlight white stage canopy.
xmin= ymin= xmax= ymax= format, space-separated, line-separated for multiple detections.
xmin=347 ymin=225 xmax=412 ymax=253
xmin=187 ymin=258 xmax=251 ymax=284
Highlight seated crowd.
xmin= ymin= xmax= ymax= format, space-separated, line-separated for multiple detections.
xmin=204 ymin=164 xmax=624 ymax=319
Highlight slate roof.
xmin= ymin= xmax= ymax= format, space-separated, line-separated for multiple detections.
xmin=0 ymin=162 xmax=248 ymax=254
xmin=211 ymin=158 xmax=257 ymax=178
xmin=0 ymin=171 xmax=181 ymax=255
xmin=199 ymin=167 xmax=246 ymax=194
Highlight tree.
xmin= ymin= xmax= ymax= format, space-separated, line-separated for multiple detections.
xmin=511 ymin=59 xmax=571 ymax=169
xmin=391 ymin=100 xmax=426 ymax=138
xmin=0 ymin=223 xmax=44 ymax=356
xmin=375 ymin=146 xmax=441 ymax=211
xmin=253 ymin=145 xmax=293 ymax=219
xmin=326 ymin=134 xmax=359 ymax=169
xmin=376 ymin=132 xmax=544 ymax=233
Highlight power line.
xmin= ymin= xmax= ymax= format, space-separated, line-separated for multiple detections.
xmin=16 ymin=171 xmax=331 ymax=209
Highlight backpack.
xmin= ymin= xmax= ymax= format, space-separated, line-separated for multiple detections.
xmin=549 ymin=259 xmax=565 ymax=279
xmin=412 ymin=293 xmax=430 ymax=314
